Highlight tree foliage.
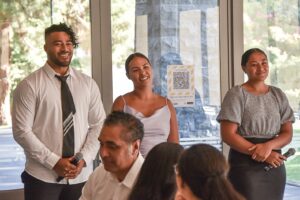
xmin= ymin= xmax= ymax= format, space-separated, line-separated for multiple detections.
xmin=111 ymin=0 xmax=135 ymax=67
xmin=244 ymin=0 xmax=300 ymax=110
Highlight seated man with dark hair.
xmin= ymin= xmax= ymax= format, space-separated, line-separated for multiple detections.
xmin=80 ymin=111 xmax=144 ymax=200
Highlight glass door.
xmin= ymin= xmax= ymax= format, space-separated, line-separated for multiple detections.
xmin=112 ymin=0 xmax=222 ymax=149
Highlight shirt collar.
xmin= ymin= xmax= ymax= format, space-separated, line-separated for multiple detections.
xmin=109 ymin=153 xmax=144 ymax=189
xmin=43 ymin=62 xmax=74 ymax=79
xmin=122 ymin=153 xmax=144 ymax=188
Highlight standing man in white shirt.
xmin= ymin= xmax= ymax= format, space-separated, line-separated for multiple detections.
xmin=12 ymin=23 xmax=106 ymax=200
xmin=80 ymin=111 xmax=144 ymax=200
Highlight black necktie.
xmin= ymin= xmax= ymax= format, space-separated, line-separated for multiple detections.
xmin=55 ymin=75 xmax=76 ymax=158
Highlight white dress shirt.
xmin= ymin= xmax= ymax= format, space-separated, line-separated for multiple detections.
xmin=12 ymin=63 xmax=106 ymax=184
xmin=79 ymin=153 xmax=144 ymax=200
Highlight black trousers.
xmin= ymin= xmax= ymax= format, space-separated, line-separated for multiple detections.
xmin=228 ymin=138 xmax=286 ymax=200
xmin=21 ymin=171 xmax=85 ymax=200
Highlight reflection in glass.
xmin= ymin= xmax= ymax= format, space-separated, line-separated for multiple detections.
xmin=135 ymin=0 xmax=221 ymax=148
xmin=112 ymin=0 xmax=221 ymax=148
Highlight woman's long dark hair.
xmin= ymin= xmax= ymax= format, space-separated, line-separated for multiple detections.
xmin=128 ymin=142 xmax=184 ymax=200
xmin=177 ymin=144 xmax=245 ymax=200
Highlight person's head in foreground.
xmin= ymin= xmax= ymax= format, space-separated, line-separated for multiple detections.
xmin=128 ymin=142 xmax=184 ymax=200
xmin=99 ymin=111 xmax=144 ymax=181
xmin=175 ymin=144 xmax=245 ymax=200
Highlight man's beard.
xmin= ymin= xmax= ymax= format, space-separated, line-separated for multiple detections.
xmin=52 ymin=58 xmax=71 ymax=67
xmin=51 ymin=55 xmax=72 ymax=67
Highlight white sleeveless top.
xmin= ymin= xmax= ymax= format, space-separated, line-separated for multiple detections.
xmin=122 ymin=96 xmax=171 ymax=157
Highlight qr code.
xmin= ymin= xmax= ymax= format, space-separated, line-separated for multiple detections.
xmin=173 ymin=71 xmax=189 ymax=89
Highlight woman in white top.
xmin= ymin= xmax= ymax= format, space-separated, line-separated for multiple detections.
xmin=112 ymin=52 xmax=179 ymax=156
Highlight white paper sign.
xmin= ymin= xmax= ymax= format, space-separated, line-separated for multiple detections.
xmin=167 ymin=65 xmax=195 ymax=107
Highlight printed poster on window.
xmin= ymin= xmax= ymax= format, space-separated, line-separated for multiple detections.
xmin=167 ymin=65 xmax=195 ymax=107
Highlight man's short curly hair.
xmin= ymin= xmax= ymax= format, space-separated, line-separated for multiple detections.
xmin=44 ymin=22 xmax=79 ymax=48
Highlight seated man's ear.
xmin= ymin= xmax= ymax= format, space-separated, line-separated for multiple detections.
xmin=126 ymin=73 xmax=130 ymax=80
xmin=131 ymin=139 xmax=141 ymax=156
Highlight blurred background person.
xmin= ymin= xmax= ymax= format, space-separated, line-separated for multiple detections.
xmin=112 ymin=52 xmax=179 ymax=157
xmin=175 ymin=144 xmax=245 ymax=200
xmin=128 ymin=142 xmax=184 ymax=200
xmin=156 ymin=52 xmax=213 ymax=139
xmin=217 ymin=48 xmax=294 ymax=200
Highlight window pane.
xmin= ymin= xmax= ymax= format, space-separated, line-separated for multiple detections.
xmin=244 ymin=0 xmax=300 ymax=188
xmin=0 ymin=0 xmax=91 ymax=190
xmin=51 ymin=0 xmax=92 ymax=75
xmin=112 ymin=0 xmax=221 ymax=149
xmin=111 ymin=0 xmax=135 ymax=99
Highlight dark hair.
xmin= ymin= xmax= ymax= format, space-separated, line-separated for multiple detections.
xmin=125 ymin=52 xmax=151 ymax=74
xmin=128 ymin=142 xmax=184 ymax=200
xmin=45 ymin=22 xmax=79 ymax=48
xmin=104 ymin=111 xmax=144 ymax=143
xmin=177 ymin=144 xmax=245 ymax=200
xmin=241 ymin=48 xmax=267 ymax=67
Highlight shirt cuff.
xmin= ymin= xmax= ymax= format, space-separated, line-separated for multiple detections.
xmin=82 ymin=151 xmax=96 ymax=167
xmin=44 ymin=152 xmax=60 ymax=169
